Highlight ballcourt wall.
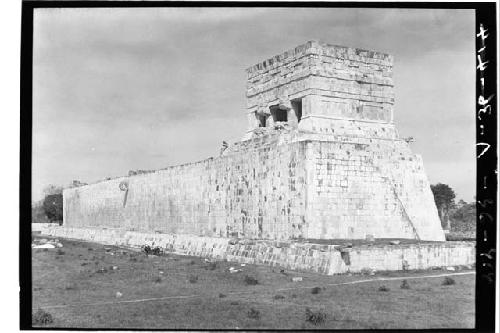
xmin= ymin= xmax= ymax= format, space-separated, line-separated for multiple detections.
xmin=64 ymin=132 xmax=443 ymax=241
xmin=64 ymin=140 xmax=308 ymax=240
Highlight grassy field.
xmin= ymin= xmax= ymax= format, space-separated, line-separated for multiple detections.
xmin=31 ymin=235 xmax=475 ymax=329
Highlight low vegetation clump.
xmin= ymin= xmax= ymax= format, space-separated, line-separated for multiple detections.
xmin=273 ymin=294 xmax=285 ymax=300
xmin=305 ymin=308 xmax=326 ymax=325
xmin=311 ymin=287 xmax=322 ymax=294
xmin=154 ymin=276 xmax=163 ymax=284
xmin=378 ymin=285 xmax=390 ymax=292
xmin=244 ymin=275 xmax=259 ymax=285
xmin=442 ymin=277 xmax=456 ymax=286
xmin=188 ymin=275 xmax=199 ymax=283
xmin=141 ymin=245 xmax=164 ymax=256
xmin=65 ymin=283 xmax=77 ymax=290
xmin=206 ymin=262 xmax=217 ymax=270
xmin=400 ymin=280 xmax=410 ymax=289
xmin=56 ymin=249 xmax=65 ymax=256
xmin=32 ymin=309 xmax=54 ymax=325
xmin=247 ymin=308 xmax=261 ymax=320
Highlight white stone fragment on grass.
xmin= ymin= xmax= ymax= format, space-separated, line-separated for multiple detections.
xmin=33 ymin=243 xmax=56 ymax=249
xmin=291 ymin=277 xmax=303 ymax=282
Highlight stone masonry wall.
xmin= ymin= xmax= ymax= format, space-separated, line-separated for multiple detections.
xmin=305 ymin=140 xmax=416 ymax=239
xmin=64 ymin=132 xmax=444 ymax=241
xmin=64 ymin=141 xmax=307 ymax=240
xmin=303 ymin=134 xmax=444 ymax=241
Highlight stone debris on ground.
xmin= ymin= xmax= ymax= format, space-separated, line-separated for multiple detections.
xmin=390 ymin=240 xmax=401 ymax=245
xmin=446 ymin=267 xmax=456 ymax=271
xmin=229 ymin=267 xmax=241 ymax=273
xmin=33 ymin=243 xmax=56 ymax=249
xmin=291 ymin=276 xmax=303 ymax=282
xmin=32 ymin=238 xmax=63 ymax=249
xmin=116 ymin=291 xmax=123 ymax=298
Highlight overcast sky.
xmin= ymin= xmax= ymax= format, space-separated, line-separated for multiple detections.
xmin=33 ymin=7 xmax=475 ymax=202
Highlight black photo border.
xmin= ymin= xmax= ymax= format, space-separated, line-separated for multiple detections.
xmin=20 ymin=1 xmax=497 ymax=331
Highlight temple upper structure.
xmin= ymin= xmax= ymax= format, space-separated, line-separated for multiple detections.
xmin=243 ymin=40 xmax=396 ymax=140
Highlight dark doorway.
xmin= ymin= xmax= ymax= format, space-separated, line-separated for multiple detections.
xmin=270 ymin=105 xmax=288 ymax=122
xmin=291 ymin=99 xmax=302 ymax=123
xmin=257 ymin=113 xmax=267 ymax=127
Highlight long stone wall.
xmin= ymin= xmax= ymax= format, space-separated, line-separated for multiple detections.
xmin=64 ymin=141 xmax=307 ymax=240
xmin=64 ymin=131 xmax=444 ymax=241
xmin=38 ymin=226 xmax=475 ymax=275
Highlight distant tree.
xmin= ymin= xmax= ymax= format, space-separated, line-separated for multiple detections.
xmin=450 ymin=201 xmax=476 ymax=236
xmin=31 ymin=200 xmax=49 ymax=223
xmin=430 ymin=183 xmax=456 ymax=230
xmin=43 ymin=193 xmax=63 ymax=223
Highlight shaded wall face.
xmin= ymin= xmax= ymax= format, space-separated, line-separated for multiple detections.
xmin=64 ymin=142 xmax=308 ymax=240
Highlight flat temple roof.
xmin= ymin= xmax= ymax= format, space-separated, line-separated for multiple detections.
xmin=246 ymin=40 xmax=393 ymax=74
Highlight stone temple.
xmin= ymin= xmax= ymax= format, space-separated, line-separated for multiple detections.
xmin=63 ymin=40 xmax=446 ymax=242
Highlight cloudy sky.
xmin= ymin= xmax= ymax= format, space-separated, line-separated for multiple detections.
xmin=33 ymin=7 xmax=475 ymax=202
